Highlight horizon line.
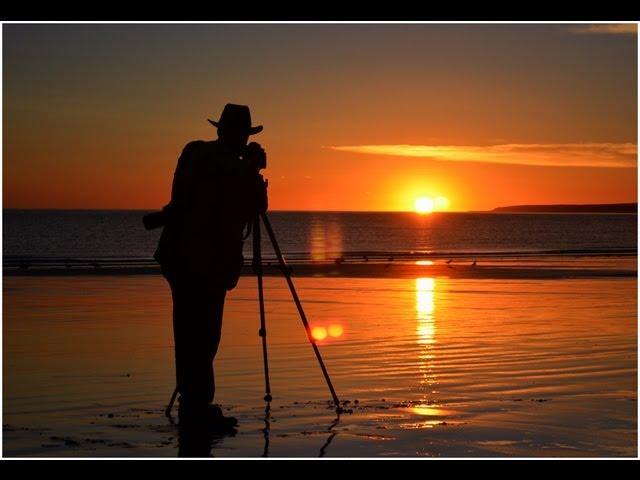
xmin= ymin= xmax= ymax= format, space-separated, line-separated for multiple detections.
xmin=3 ymin=202 xmax=637 ymax=214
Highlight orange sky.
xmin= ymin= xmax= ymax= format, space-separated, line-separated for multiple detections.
xmin=3 ymin=24 xmax=637 ymax=211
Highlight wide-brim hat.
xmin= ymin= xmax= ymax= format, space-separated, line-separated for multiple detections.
xmin=208 ymin=103 xmax=263 ymax=135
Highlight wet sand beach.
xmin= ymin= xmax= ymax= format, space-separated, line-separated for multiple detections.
xmin=2 ymin=266 xmax=637 ymax=457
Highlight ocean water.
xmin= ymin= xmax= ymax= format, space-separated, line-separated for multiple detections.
xmin=3 ymin=210 xmax=637 ymax=263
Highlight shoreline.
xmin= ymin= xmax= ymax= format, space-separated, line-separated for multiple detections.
xmin=3 ymin=262 xmax=637 ymax=280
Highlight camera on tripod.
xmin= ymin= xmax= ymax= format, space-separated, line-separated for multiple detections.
xmin=242 ymin=142 xmax=267 ymax=173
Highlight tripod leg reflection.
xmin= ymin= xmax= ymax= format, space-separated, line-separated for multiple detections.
xmin=319 ymin=414 xmax=341 ymax=457
xmin=262 ymin=403 xmax=271 ymax=457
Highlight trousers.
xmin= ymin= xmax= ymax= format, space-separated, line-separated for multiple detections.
xmin=164 ymin=269 xmax=227 ymax=410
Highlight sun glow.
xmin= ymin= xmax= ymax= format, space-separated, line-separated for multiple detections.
xmin=434 ymin=196 xmax=450 ymax=210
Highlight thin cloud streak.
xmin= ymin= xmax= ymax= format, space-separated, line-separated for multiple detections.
xmin=567 ymin=24 xmax=637 ymax=35
xmin=329 ymin=143 xmax=637 ymax=168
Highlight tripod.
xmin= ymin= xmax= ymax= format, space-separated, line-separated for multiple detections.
xmin=165 ymin=212 xmax=343 ymax=416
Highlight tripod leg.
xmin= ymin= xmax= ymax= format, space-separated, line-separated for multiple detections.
xmin=260 ymin=213 xmax=342 ymax=413
xmin=253 ymin=217 xmax=272 ymax=402
xmin=165 ymin=386 xmax=178 ymax=417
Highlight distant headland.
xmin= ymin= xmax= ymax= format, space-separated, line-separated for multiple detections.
xmin=491 ymin=203 xmax=637 ymax=213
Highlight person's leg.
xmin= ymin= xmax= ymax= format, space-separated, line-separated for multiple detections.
xmin=170 ymin=275 xmax=227 ymax=415
xmin=202 ymin=286 xmax=226 ymax=404
xmin=200 ymin=285 xmax=238 ymax=429
xmin=166 ymin=275 xmax=205 ymax=414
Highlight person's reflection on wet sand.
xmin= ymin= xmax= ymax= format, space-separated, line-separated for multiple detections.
xmin=178 ymin=422 xmax=236 ymax=457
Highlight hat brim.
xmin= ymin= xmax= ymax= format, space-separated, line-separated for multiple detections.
xmin=208 ymin=119 xmax=263 ymax=135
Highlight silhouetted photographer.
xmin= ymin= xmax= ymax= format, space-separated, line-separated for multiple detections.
xmin=144 ymin=104 xmax=267 ymax=435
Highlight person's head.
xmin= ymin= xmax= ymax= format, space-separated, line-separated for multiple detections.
xmin=208 ymin=104 xmax=262 ymax=150
xmin=217 ymin=125 xmax=250 ymax=150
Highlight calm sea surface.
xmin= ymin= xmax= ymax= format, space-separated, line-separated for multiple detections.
xmin=3 ymin=210 xmax=637 ymax=261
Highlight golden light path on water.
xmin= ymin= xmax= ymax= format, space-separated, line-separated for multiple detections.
xmin=416 ymin=277 xmax=435 ymax=345
xmin=413 ymin=277 xmax=443 ymax=418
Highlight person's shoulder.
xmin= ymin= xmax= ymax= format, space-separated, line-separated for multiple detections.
xmin=182 ymin=140 xmax=215 ymax=154
xmin=178 ymin=140 xmax=219 ymax=168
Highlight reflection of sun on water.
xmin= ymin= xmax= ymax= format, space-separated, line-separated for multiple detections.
xmin=414 ymin=277 xmax=439 ymax=418
xmin=415 ymin=260 xmax=434 ymax=266
xmin=416 ymin=277 xmax=435 ymax=345
xmin=411 ymin=405 xmax=452 ymax=417
xmin=310 ymin=215 xmax=343 ymax=262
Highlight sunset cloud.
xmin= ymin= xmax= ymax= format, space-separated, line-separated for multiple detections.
xmin=567 ymin=24 xmax=637 ymax=35
xmin=328 ymin=143 xmax=637 ymax=168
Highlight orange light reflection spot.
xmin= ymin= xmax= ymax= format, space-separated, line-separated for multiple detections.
xmin=312 ymin=327 xmax=328 ymax=341
xmin=328 ymin=324 xmax=344 ymax=337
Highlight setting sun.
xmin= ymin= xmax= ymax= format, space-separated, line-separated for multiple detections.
xmin=415 ymin=197 xmax=435 ymax=214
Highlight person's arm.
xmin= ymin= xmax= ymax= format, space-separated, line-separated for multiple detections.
xmin=142 ymin=144 xmax=190 ymax=230
xmin=163 ymin=141 xmax=200 ymax=225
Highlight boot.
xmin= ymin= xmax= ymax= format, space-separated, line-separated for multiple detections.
xmin=178 ymin=400 xmax=238 ymax=434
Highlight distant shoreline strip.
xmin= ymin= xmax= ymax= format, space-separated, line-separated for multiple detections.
xmin=3 ymin=265 xmax=635 ymax=280
xmin=3 ymin=247 xmax=637 ymax=269
xmin=3 ymin=254 xmax=636 ymax=280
